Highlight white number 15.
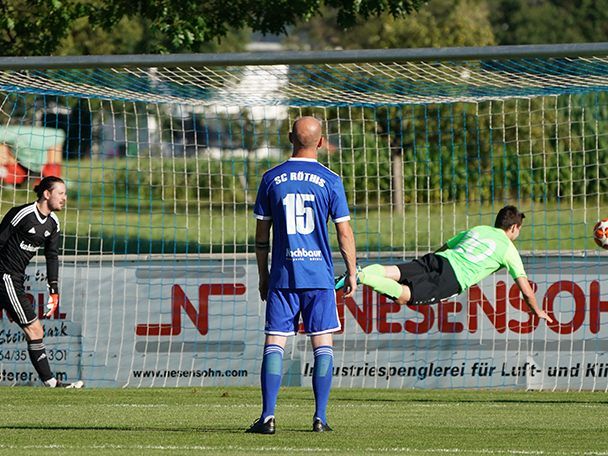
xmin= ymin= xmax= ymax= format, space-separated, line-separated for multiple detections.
xmin=283 ymin=193 xmax=315 ymax=235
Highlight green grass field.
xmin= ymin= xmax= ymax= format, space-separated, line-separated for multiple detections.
xmin=1 ymin=387 xmax=607 ymax=455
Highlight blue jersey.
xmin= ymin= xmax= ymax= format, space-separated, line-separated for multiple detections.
xmin=254 ymin=158 xmax=351 ymax=289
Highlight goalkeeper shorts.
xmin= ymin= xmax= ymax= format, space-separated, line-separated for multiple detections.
xmin=0 ymin=274 xmax=37 ymax=326
xmin=396 ymin=253 xmax=461 ymax=305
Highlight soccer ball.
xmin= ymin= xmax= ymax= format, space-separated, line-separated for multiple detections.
xmin=593 ymin=219 xmax=608 ymax=249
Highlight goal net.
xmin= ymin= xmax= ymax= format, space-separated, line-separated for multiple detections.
xmin=0 ymin=45 xmax=606 ymax=390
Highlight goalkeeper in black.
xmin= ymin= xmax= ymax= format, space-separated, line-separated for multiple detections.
xmin=0 ymin=176 xmax=83 ymax=388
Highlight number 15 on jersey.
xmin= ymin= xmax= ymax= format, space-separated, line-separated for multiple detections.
xmin=283 ymin=193 xmax=315 ymax=235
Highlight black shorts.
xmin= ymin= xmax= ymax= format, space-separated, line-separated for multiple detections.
xmin=396 ymin=253 xmax=461 ymax=305
xmin=0 ymin=273 xmax=37 ymax=326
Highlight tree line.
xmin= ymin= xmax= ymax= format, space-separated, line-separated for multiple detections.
xmin=2 ymin=0 xmax=608 ymax=56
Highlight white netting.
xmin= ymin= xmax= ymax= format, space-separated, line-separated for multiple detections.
xmin=0 ymin=49 xmax=605 ymax=390
xmin=2 ymin=56 xmax=608 ymax=106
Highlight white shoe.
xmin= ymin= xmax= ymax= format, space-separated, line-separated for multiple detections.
xmin=56 ymin=380 xmax=84 ymax=389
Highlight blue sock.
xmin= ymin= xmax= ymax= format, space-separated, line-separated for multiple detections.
xmin=261 ymin=344 xmax=284 ymax=421
xmin=312 ymin=345 xmax=334 ymax=424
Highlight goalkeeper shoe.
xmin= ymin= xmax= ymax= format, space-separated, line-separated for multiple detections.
xmin=56 ymin=380 xmax=84 ymax=389
xmin=312 ymin=418 xmax=333 ymax=432
xmin=245 ymin=417 xmax=275 ymax=434
xmin=334 ymin=265 xmax=362 ymax=290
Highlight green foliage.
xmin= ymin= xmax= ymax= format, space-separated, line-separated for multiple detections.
xmin=287 ymin=0 xmax=608 ymax=50
xmin=58 ymin=16 xmax=146 ymax=56
xmin=0 ymin=0 xmax=423 ymax=56
xmin=490 ymin=0 xmax=608 ymax=45
xmin=5 ymin=0 xmax=608 ymax=56
xmin=325 ymin=0 xmax=422 ymax=28
xmin=285 ymin=0 xmax=495 ymax=50
xmin=0 ymin=0 xmax=83 ymax=56
xmin=78 ymin=8 xmax=252 ymax=54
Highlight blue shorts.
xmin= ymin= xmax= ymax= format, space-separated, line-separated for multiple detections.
xmin=265 ymin=288 xmax=340 ymax=336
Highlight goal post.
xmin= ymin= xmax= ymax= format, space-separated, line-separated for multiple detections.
xmin=0 ymin=44 xmax=606 ymax=389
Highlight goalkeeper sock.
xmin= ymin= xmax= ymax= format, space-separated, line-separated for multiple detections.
xmin=260 ymin=344 xmax=284 ymax=421
xmin=27 ymin=339 xmax=53 ymax=383
xmin=312 ymin=346 xmax=333 ymax=425
xmin=359 ymin=272 xmax=404 ymax=300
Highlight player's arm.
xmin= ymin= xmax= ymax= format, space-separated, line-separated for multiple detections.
xmin=335 ymin=220 xmax=357 ymax=298
xmin=505 ymin=244 xmax=552 ymax=324
xmin=436 ymin=230 xmax=467 ymax=253
xmin=515 ymin=276 xmax=553 ymax=324
xmin=44 ymin=228 xmax=60 ymax=317
xmin=434 ymin=243 xmax=449 ymax=253
xmin=330 ymin=179 xmax=357 ymax=297
xmin=255 ymin=219 xmax=272 ymax=302
xmin=0 ymin=207 xmax=19 ymax=250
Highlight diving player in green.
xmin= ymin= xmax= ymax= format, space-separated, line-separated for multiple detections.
xmin=336 ymin=205 xmax=553 ymax=324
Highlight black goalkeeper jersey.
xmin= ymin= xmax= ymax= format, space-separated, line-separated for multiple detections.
xmin=0 ymin=202 xmax=60 ymax=283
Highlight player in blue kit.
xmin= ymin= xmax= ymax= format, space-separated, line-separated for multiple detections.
xmin=247 ymin=116 xmax=357 ymax=434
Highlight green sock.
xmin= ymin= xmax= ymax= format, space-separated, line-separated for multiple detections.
xmin=359 ymin=271 xmax=403 ymax=300
xmin=361 ymin=264 xmax=385 ymax=277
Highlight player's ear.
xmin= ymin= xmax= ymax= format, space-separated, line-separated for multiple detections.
xmin=509 ymin=224 xmax=521 ymax=238
xmin=288 ymin=131 xmax=294 ymax=144
xmin=317 ymin=136 xmax=324 ymax=149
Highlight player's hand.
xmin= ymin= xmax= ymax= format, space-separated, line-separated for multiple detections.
xmin=343 ymin=274 xmax=358 ymax=298
xmin=45 ymin=293 xmax=59 ymax=318
xmin=536 ymin=309 xmax=554 ymax=324
xmin=258 ymin=277 xmax=269 ymax=302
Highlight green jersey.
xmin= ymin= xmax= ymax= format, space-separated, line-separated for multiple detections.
xmin=436 ymin=225 xmax=526 ymax=292
xmin=0 ymin=125 xmax=65 ymax=172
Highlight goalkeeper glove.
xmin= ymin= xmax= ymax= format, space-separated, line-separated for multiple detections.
xmin=45 ymin=294 xmax=59 ymax=318
xmin=45 ymin=282 xmax=59 ymax=318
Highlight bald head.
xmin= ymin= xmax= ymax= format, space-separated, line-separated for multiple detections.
xmin=289 ymin=116 xmax=323 ymax=154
